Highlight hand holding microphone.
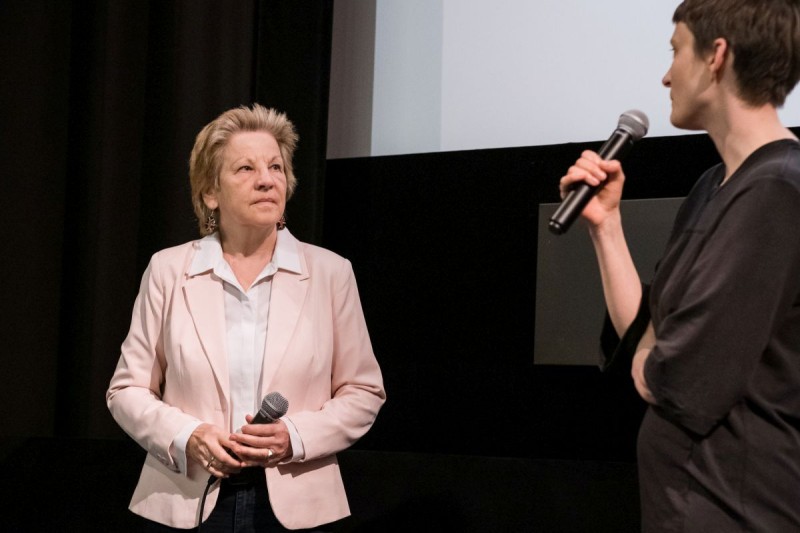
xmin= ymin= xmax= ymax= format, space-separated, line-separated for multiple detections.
xmin=549 ymin=110 xmax=649 ymax=235
xmin=199 ymin=392 xmax=289 ymax=521
xmin=230 ymin=391 xmax=290 ymax=467
xmin=206 ymin=392 xmax=289 ymax=483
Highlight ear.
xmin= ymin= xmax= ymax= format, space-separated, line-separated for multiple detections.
xmin=203 ymin=190 xmax=219 ymax=211
xmin=708 ymin=37 xmax=729 ymax=76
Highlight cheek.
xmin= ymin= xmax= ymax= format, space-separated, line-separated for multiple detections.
xmin=277 ymin=181 xmax=289 ymax=201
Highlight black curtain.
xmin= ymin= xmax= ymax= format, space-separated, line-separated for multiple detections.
xmin=0 ymin=0 xmax=332 ymax=440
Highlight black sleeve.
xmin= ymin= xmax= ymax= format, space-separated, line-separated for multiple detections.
xmin=645 ymin=178 xmax=800 ymax=436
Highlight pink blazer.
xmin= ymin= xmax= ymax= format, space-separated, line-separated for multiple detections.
xmin=107 ymin=230 xmax=386 ymax=529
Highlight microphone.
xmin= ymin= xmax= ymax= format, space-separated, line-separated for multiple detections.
xmin=251 ymin=391 xmax=289 ymax=424
xmin=548 ymin=109 xmax=649 ymax=235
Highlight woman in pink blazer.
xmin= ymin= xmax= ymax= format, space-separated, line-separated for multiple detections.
xmin=107 ymin=104 xmax=386 ymax=531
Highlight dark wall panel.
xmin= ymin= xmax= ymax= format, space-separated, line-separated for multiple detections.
xmin=323 ymin=132 xmax=732 ymax=461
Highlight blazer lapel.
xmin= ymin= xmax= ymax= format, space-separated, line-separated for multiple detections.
xmin=261 ymin=258 xmax=309 ymax=392
xmin=184 ymin=274 xmax=230 ymax=405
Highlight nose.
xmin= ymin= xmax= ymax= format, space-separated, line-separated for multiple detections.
xmin=255 ymin=167 xmax=274 ymax=190
xmin=662 ymin=69 xmax=671 ymax=88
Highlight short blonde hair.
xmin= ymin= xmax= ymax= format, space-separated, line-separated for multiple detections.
xmin=189 ymin=104 xmax=299 ymax=236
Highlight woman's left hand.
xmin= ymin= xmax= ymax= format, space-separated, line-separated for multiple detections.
xmin=632 ymin=322 xmax=657 ymax=404
xmin=228 ymin=416 xmax=293 ymax=467
xmin=632 ymin=348 xmax=656 ymax=404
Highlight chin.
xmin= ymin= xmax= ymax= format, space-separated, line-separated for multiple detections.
xmin=669 ymin=107 xmax=684 ymax=128
xmin=670 ymin=113 xmax=693 ymax=131
xmin=670 ymin=104 xmax=708 ymax=132
xmin=673 ymin=119 xmax=704 ymax=132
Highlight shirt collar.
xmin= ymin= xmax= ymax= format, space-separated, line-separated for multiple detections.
xmin=188 ymin=229 xmax=302 ymax=277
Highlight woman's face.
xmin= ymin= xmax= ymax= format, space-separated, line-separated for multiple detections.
xmin=662 ymin=22 xmax=714 ymax=131
xmin=204 ymin=131 xmax=287 ymax=235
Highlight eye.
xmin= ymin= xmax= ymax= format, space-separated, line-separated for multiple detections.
xmin=270 ymin=163 xmax=284 ymax=172
xmin=237 ymin=165 xmax=254 ymax=172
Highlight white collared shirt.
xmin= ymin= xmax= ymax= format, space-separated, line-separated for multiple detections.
xmin=171 ymin=230 xmax=304 ymax=473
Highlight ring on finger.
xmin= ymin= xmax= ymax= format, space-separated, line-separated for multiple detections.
xmin=267 ymin=449 xmax=274 ymax=459
xmin=207 ymin=457 xmax=214 ymax=468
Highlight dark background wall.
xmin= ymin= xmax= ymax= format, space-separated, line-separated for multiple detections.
xmin=3 ymin=1 xmax=789 ymax=531
xmin=0 ymin=0 xmax=333 ymax=441
xmin=323 ymin=133 xmax=724 ymax=462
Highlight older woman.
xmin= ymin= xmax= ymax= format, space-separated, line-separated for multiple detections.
xmin=107 ymin=104 xmax=386 ymax=532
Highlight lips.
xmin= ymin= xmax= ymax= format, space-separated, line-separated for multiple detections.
xmin=252 ymin=198 xmax=276 ymax=205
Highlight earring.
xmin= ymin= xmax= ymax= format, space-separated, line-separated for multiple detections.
xmin=277 ymin=214 xmax=286 ymax=230
xmin=204 ymin=210 xmax=218 ymax=233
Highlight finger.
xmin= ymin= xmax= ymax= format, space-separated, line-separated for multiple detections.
xmin=228 ymin=439 xmax=267 ymax=462
xmin=559 ymin=169 xmax=602 ymax=199
xmin=240 ymin=419 xmax=282 ymax=435
xmin=572 ymin=158 xmax=608 ymax=180
xmin=568 ymin=167 xmax=604 ymax=187
xmin=209 ymin=453 xmax=243 ymax=477
xmin=205 ymin=456 xmax=226 ymax=478
xmin=599 ymin=159 xmax=622 ymax=173
xmin=580 ymin=149 xmax=602 ymax=163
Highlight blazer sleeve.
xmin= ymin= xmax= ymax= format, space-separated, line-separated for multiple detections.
xmin=286 ymin=257 xmax=386 ymax=461
xmin=106 ymin=251 xmax=201 ymax=471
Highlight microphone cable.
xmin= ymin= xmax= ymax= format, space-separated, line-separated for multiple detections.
xmin=197 ymin=475 xmax=219 ymax=530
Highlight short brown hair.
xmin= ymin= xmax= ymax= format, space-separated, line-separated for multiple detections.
xmin=674 ymin=0 xmax=800 ymax=106
xmin=189 ymin=104 xmax=299 ymax=236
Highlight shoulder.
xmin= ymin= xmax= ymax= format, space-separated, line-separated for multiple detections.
xmin=281 ymin=229 xmax=351 ymax=271
xmin=747 ymin=139 xmax=800 ymax=191
xmin=147 ymin=240 xmax=199 ymax=277
xmin=297 ymin=242 xmax=354 ymax=284
xmin=150 ymin=240 xmax=197 ymax=263
xmin=298 ymin=241 xmax=349 ymax=266
xmin=283 ymin=235 xmax=355 ymax=289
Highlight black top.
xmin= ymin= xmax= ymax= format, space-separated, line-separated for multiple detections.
xmin=605 ymin=139 xmax=800 ymax=532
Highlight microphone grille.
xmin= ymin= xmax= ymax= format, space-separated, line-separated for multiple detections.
xmin=618 ymin=109 xmax=649 ymax=141
xmin=261 ymin=391 xmax=289 ymax=419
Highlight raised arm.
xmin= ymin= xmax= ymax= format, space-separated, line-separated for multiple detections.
xmin=559 ymin=150 xmax=642 ymax=335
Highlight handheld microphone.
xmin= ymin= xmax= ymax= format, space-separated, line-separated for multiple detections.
xmin=548 ymin=109 xmax=649 ymax=235
xmin=251 ymin=391 xmax=289 ymax=424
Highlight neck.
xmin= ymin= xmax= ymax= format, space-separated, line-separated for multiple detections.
xmin=219 ymin=226 xmax=277 ymax=259
xmin=706 ymin=99 xmax=796 ymax=182
xmin=218 ymin=227 xmax=279 ymax=291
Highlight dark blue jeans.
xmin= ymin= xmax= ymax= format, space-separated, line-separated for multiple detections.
xmin=142 ymin=468 xmax=334 ymax=533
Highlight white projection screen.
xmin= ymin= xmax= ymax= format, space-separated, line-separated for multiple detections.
xmin=326 ymin=1 xmax=800 ymax=365
xmin=328 ymin=0 xmax=800 ymax=159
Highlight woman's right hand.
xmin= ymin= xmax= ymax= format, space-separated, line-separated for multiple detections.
xmin=187 ymin=423 xmax=243 ymax=478
xmin=558 ymin=150 xmax=626 ymax=227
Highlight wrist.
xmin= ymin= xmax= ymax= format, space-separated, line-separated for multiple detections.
xmin=588 ymin=209 xmax=623 ymax=239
